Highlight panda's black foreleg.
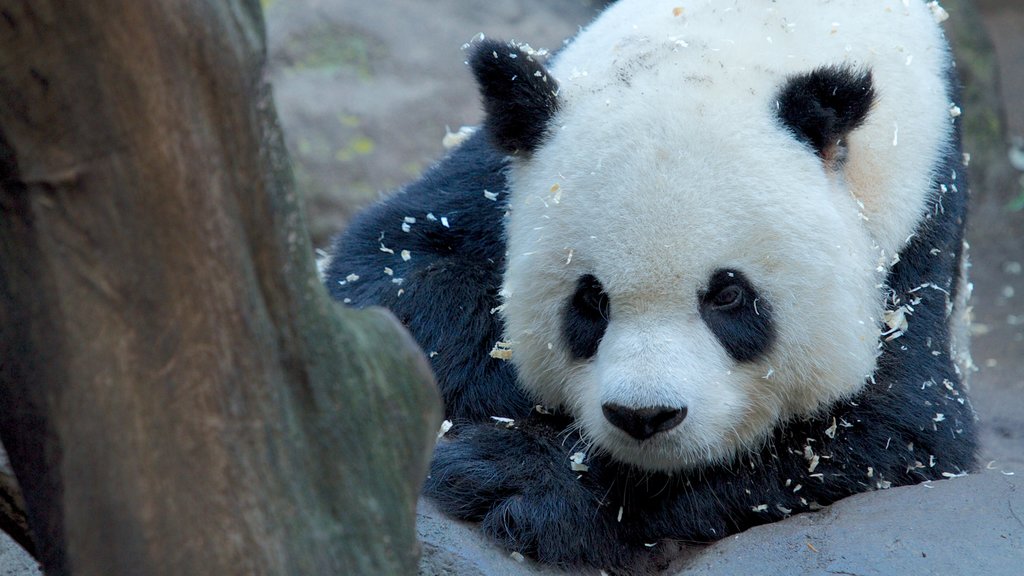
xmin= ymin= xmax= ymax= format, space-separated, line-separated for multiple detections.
xmin=425 ymin=416 xmax=658 ymax=572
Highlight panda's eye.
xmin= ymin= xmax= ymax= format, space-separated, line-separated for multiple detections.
xmin=699 ymin=269 xmax=775 ymax=362
xmin=564 ymin=274 xmax=610 ymax=359
xmin=710 ymin=284 xmax=744 ymax=311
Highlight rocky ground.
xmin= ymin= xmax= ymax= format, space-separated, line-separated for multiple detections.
xmin=2 ymin=0 xmax=1021 ymax=573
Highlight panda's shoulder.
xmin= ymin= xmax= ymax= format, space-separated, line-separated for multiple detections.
xmin=323 ymin=130 xmax=510 ymax=300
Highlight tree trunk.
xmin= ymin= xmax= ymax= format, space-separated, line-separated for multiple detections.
xmin=0 ymin=1 xmax=441 ymax=575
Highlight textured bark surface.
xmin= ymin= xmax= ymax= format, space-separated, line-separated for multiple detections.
xmin=0 ymin=1 xmax=440 ymax=575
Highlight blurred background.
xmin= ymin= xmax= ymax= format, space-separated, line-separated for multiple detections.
xmin=264 ymin=0 xmax=1022 ymax=471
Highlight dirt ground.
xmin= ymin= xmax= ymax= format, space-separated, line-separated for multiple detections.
xmin=266 ymin=0 xmax=1024 ymax=471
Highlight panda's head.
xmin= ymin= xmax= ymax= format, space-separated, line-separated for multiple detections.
xmin=471 ymin=2 xmax=950 ymax=471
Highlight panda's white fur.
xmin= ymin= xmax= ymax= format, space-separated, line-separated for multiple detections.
xmin=500 ymin=0 xmax=954 ymax=471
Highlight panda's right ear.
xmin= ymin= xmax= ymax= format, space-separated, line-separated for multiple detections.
xmin=469 ymin=39 xmax=560 ymax=157
xmin=776 ymin=65 xmax=875 ymax=164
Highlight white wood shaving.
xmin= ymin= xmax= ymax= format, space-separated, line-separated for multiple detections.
xmin=401 ymin=222 xmax=411 ymax=233
xmin=808 ymin=454 xmax=820 ymax=473
xmin=751 ymin=504 xmax=768 ymax=512
xmin=401 ymin=250 xmax=411 ymax=261
xmin=510 ymin=552 xmax=525 ymax=563
xmin=489 ymin=341 xmax=513 ymax=360
xmin=437 ymin=420 xmax=453 ymax=439
xmin=384 ymin=267 xmax=393 ymax=276
xmin=345 ymin=273 xmax=360 ymax=282
xmin=569 ymin=451 xmax=589 ymax=472
xmin=948 ymin=104 xmax=961 ymax=118
xmin=442 ymin=126 xmax=476 ymax=149
xmin=490 ymin=416 xmax=515 ymax=428
xmin=927 ymin=1 xmax=950 ymax=23
xmin=824 ymin=418 xmax=838 ymax=439
xmin=483 ymin=189 xmax=498 ymax=201
xmin=441 ymin=216 xmax=450 ymax=228
xmin=617 ymin=506 xmax=624 ymax=522
xmin=426 ymin=212 xmax=437 ymax=221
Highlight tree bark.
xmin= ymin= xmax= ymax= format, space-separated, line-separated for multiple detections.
xmin=0 ymin=1 xmax=440 ymax=575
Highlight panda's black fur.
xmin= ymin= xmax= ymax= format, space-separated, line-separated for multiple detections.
xmin=325 ymin=30 xmax=976 ymax=576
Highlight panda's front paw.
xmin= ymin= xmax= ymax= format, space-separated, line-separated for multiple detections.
xmin=424 ymin=421 xmax=645 ymax=570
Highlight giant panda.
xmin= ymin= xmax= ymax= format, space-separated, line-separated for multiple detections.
xmin=324 ymin=0 xmax=977 ymax=571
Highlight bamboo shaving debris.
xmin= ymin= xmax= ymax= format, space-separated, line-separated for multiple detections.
xmin=484 ymin=189 xmax=499 ymax=201
xmin=490 ymin=416 xmax=515 ymax=428
xmin=882 ymin=305 xmax=911 ymax=340
xmin=927 ymin=1 xmax=950 ymax=23
xmin=489 ymin=341 xmax=513 ymax=360
xmin=401 ymin=250 xmax=411 ymax=261
xmin=569 ymin=451 xmax=589 ymax=472
xmin=443 ymin=126 xmax=477 ymax=149
xmin=824 ymin=418 xmax=838 ymax=439
xmin=437 ymin=420 xmax=453 ymax=439
xmin=751 ymin=504 xmax=768 ymax=512
xmin=510 ymin=552 xmax=525 ymax=563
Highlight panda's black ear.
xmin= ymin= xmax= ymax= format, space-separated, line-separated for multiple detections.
xmin=469 ymin=39 xmax=560 ymax=156
xmin=776 ymin=66 xmax=875 ymax=162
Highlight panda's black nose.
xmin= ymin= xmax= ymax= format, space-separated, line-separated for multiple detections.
xmin=602 ymin=403 xmax=687 ymax=441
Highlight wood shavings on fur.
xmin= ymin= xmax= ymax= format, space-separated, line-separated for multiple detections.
xmin=489 ymin=341 xmax=514 ymax=360
xmin=437 ymin=420 xmax=453 ymax=439
xmin=569 ymin=451 xmax=589 ymax=472
xmin=490 ymin=416 xmax=515 ymax=428
xmin=824 ymin=418 xmax=838 ymax=439
xmin=882 ymin=305 xmax=912 ymax=340
xmin=442 ymin=125 xmax=477 ymax=149
xmin=927 ymin=1 xmax=950 ymax=23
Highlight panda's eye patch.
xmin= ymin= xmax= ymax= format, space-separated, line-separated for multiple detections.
xmin=699 ymin=269 xmax=774 ymax=362
xmin=564 ymin=274 xmax=610 ymax=360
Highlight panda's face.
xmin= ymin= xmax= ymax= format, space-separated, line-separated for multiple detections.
xmin=500 ymin=108 xmax=882 ymax=470
xmin=472 ymin=0 xmax=951 ymax=471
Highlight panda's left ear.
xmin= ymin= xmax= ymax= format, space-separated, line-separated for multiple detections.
xmin=776 ymin=66 xmax=875 ymax=163
xmin=469 ymin=39 xmax=560 ymax=156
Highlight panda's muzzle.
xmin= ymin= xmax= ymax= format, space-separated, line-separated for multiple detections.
xmin=602 ymin=403 xmax=687 ymax=441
